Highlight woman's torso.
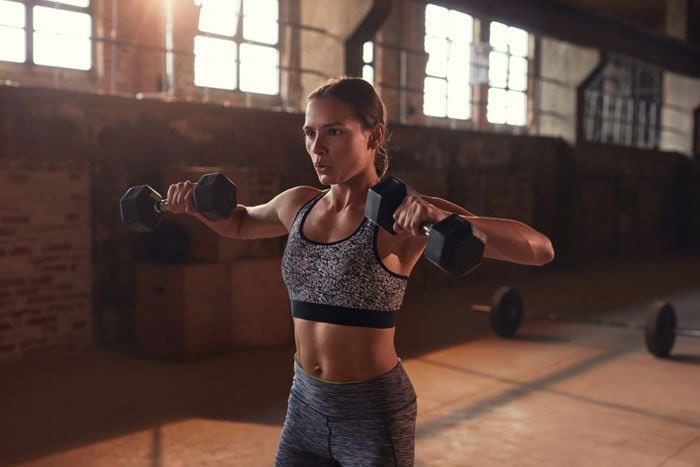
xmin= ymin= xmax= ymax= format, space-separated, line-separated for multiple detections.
xmin=280 ymin=188 xmax=415 ymax=382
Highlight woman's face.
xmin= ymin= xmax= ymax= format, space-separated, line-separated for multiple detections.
xmin=303 ymin=97 xmax=377 ymax=186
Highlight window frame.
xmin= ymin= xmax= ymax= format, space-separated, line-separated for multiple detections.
xmin=1 ymin=0 xmax=96 ymax=71
xmin=193 ymin=0 xmax=282 ymax=96
xmin=484 ymin=19 xmax=531 ymax=128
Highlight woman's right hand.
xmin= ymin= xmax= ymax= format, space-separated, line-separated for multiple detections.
xmin=166 ymin=180 xmax=197 ymax=215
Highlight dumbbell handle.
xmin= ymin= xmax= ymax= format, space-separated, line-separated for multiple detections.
xmin=676 ymin=328 xmax=700 ymax=337
xmin=154 ymin=198 xmax=168 ymax=213
xmin=470 ymin=304 xmax=492 ymax=313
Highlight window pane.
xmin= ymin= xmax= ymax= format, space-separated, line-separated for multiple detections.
xmin=425 ymin=3 xmax=447 ymax=39
xmin=239 ymin=43 xmax=279 ymax=95
xmin=51 ymin=0 xmax=90 ymax=7
xmin=33 ymin=31 xmax=91 ymax=69
xmin=423 ymin=76 xmax=447 ymax=117
xmin=242 ymin=0 xmax=278 ymax=44
xmin=362 ymin=64 xmax=374 ymax=84
xmin=363 ymin=41 xmax=373 ymax=64
xmin=508 ymin=56 xmax=527 ymax=91
xmin=194 ymin=35 xmax=237 ymax=90
xmin=508 ymin=26 xmax=528 ymax=57
xmin=488 ymin=51 xmax=507 ymax=88
xmin=447 ymin=79 xmax=469 ymax=120
xmin=198 ymin=0 xmax=240 ymax=37
xmin=33 ymin=7 xmax=91 ymax=36
xmin=487 ymin=87 xmax=507 ymax=124
xmin=447 ymin=42 xmax=469 ymax=83
xmin=0 ymin=25 xmax=25 ymax=62
xmin=506 ymin=90 xmax=526 ymax=125
xmin=425 ymin=35 xmax=448 ymax=77
xmin=447 ymin=10 xmax=472 ymax=44
xmin=0 ymin=0 xmax=24 ymax=28
xmin=489 ymin=21 xmax=508 ymax=53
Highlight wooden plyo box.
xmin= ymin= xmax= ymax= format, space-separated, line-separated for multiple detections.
xmin=229 ymin=258 xmax=293 ymax=348
xmin=134 ymin=263 xmax=231 ymax=360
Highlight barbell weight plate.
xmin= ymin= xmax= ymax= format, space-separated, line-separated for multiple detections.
xmin=645 ymin=301 xmax=676 ymax=358
xmin=489 ymin=286 xmax=523 ymax=338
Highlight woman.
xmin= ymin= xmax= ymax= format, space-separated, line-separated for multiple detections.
xmin=167 ymin=77 xmax=554 ymax=466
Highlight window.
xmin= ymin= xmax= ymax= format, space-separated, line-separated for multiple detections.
xmin=362 ymin=41 xmax=374 ymax=85
xmin=582 ymin=56 xmax=662 ymax=148
xmin=487 ymin=21 xmax=528 ymax=126
xmin=194 ymin=0 xmax=279 ymax=95
xmin=0 ymin=0 xmax=92 ymax=70
xmin=423 ymin=4 xmax=473 ymax=120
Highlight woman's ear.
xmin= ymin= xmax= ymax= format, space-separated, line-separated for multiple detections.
xmin=368 ymin=125 xmax=384 ymax=149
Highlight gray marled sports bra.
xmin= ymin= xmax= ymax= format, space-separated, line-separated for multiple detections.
xmin=281 ymin=190 xmax=408 ymax=328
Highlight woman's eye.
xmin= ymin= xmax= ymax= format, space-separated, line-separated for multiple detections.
xmin=304 ymin=130 xmax=315 ymax=139
xmin=328 ymin=128 xmax=341 ymax=136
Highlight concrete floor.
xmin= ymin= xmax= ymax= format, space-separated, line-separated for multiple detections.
xmin=1 ymin=254 xmax=700 ymax=467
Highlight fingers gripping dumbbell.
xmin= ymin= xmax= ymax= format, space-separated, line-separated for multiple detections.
xmin=471 ymin=287 xmax=700 ymax=358
xmin=364 ymin=176 xmax=487 ymax=277
xmin=119 ymin=173 xmax=237 ymax=232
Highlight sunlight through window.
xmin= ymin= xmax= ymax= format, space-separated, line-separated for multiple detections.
xmin=0 ymin=0 xmax=26 ymax=63
xmin=487 ymin=21 xmax=528 ymax=126
xmin=362 ymin=41 xmax=374 ymax=85
xmin=33 ymin=5 xmax=92 ymax=70
xmin=424 ymin=4 xmax=473 ymax=120
xmin=194 ymin=0 xmax=279 ymax=94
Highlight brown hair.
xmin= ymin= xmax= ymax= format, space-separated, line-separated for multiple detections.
xmin=307 ymin=76 xmax=391 ymax=179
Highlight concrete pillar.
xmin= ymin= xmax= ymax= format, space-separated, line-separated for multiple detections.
xmin=536 ymin=37 xmax=599 ymax=145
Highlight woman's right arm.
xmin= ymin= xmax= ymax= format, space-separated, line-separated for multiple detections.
xmin=167 ymin=181 xmax=320 ymax=239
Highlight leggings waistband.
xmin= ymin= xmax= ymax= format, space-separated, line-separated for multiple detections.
xmin=290 ymin=356 xmax=416 ymax=418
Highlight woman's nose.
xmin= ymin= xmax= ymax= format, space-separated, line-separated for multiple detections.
xmin=310 ymin=136 xmax=327 ymax=155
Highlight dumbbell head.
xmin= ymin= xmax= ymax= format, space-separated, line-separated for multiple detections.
xmin=120 ymin=185 xmax=166 ymax=232
xmin=192 ymin=173 xmax=237 ymax=222
xmin=489 ymin=286 xmax=523 ymax=338
xmin=424 ymin=214 xmax=485 ymax=277
xmin=365 ymin=176 xmax=407 ymax=235
xmin=645 ymin=301 xmax=676 ymax=358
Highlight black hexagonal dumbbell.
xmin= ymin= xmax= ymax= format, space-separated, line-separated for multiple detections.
xmin=119 ymin=173 xmax=237 ymax=232
xmin=364 ymin=176 xmax=486 ymax=277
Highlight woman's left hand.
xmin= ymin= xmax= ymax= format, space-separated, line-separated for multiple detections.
xmin=392 ymin=195 xmax=452 ymax=237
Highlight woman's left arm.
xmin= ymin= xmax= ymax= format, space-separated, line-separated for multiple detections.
xmin=422 ymin=196 xmax=554 ymax=266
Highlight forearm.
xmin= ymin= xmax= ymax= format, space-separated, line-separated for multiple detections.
xmin=465 ymin=215 xmax=554 ymax=266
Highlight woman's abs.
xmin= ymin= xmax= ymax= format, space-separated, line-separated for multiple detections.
xmin=293 ymin=318 xmax=399 ymax=383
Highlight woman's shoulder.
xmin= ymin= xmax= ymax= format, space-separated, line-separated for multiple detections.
xmin=275 ymin=185 xmax=324 ymax=229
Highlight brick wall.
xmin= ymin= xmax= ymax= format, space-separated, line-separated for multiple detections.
xmin=0 ymin=84 xmax=695 ymax=351
xmin=0 ymin=161 xmax=92 ymax=361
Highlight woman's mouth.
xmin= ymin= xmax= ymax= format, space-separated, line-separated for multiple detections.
xmin=315 ymin=165 xmax=332 ymax=174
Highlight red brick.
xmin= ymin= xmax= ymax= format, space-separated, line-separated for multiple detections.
xmin=0 ymin=228 xmax=18 ymax=236
xmin=0 ymin=344 xmax=15 ymax=352
xmin=40 ymin=264 xmax=69 ymax=273
xmin=9 ymin=246 xmax=32 ymax=256
xmin=45 ymin=243 xmax=72 ymax=252
xmin=26 ymin=295 xmax=57 ymax=305
xmin=0 ymin=278 xmax=26 ymax=287
xmin=10 ymin=308 xmax=42 ymax=318
xmin=72 ymin=320 xmax=87 ymax=329
xmin=0 ymin=216 xmax=30 ymax=224
xmin=0 ymin=322 xmax=12 ymax=331
xmin=30 ymin=276 xmax=53 ymax=285
xmin=26 ymin=316 xmax=57 ymax=326
xmin=48 ymin=303 xmax=75 ymax=313
xmin=15 ymin=288 xmax=39 ymax=296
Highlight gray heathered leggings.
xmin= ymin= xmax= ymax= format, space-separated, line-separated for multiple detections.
xmin=275 ymin=356 xmax=418 ymax=467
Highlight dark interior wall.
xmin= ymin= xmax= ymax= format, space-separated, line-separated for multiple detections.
xmin=0 ymin=85 xmax=695 ymax=343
